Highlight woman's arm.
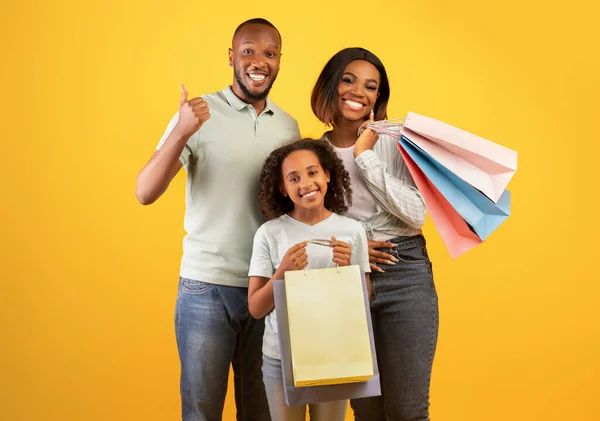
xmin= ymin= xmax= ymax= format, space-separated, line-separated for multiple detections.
xmin=354 ymin=129 xmax=426 ymax=229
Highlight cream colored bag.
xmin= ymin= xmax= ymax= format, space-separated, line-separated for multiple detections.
xmin=284 ymin=265 xmax=373 ymax=387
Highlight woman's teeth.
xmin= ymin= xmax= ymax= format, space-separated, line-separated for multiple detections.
xmin=344 ymin=99 xmax=364 ymax=110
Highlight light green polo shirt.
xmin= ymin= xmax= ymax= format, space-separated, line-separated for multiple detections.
xmin=157 ymin=86 xmax=300 ymax=287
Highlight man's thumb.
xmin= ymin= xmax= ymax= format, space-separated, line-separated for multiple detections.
xmin=179 ymin=84 xmax=188 ymax=106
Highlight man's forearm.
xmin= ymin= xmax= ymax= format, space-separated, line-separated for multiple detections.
xmin=135 ymin=128 xmax=189 ymax=205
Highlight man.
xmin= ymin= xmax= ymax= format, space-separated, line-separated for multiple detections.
xmin=136 ymin=18 xmax=300 ymax=421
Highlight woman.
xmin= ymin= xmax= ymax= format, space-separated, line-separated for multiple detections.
xmin=311 ymin=47 xmax=439 ymax=421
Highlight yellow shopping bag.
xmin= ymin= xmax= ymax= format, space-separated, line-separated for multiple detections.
xmin=284 ymin=265 xmax=373 ymax=387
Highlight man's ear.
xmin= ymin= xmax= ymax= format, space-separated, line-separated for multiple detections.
xmin=228 ymin=48 xmax=233 ymax=67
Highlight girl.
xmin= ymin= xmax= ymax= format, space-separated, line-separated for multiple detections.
xmin=248 ymin=138 xmax=371 ymax=421
xmin=311 ymin=48 xmax=439 ymax=421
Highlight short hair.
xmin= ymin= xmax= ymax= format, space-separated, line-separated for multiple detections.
xmin=311 ymin=47 xmax=390 ymax=126
xmin=232 ymin=18 xmax=282 ymax=47
xmin=258 ymin=138 xmax=352 ymax=220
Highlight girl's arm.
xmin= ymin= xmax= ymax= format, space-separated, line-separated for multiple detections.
xmin=248 ymin=273 xmax=279 ymax=320
xmin=248 ymin=242 xmax=308 ymax=319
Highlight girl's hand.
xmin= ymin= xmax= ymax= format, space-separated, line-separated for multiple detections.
xmin=279 ymin=242 xmax=308 ymax=273
xmin=354 ymin=110 xmax=379 ymax=158
xmin=368 ymin=240 xmax=399 ymax=273
xmin=331 ymin=236 xmax=352 ymax=266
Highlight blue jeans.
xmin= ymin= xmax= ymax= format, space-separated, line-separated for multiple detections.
xmin=175 ymin=277 xmax=270 ymax=421
xmin=261 ymin=354 xmax=347 ymax=421
xmin=351 ymin=235 xmax=439 ymax=421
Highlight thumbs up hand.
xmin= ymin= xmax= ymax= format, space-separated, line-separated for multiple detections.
xmin=175 ymin=84 xmax=211 ymax=138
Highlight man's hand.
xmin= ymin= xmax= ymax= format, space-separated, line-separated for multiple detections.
xmin=175 ymin=84 xmax=211 ymax=138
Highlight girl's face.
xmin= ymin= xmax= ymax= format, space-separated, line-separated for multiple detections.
xmin=280 ymin=149 xmax=330 ymax=213
xmin=336 ymin=59 xmax=381 ymax=122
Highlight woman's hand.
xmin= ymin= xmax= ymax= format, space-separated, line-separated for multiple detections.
xmin=368 ymin=240 xmax=398 ymax=273
xmin=331 ymin=236 xmax=352 ymax=266
xmin=354 ymin=110 xmax=379 ymax=158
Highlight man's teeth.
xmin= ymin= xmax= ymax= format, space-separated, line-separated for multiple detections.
xmin=303 ymin=191 xmax=317 ymax=198
xmin=344 ymin=99 xmax=364 ymax=110
xmin=249 ymin=74 xmax=266 ymax=80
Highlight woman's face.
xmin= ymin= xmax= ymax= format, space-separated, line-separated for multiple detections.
xmin=336 ymin=59 xmax=381 ymax=123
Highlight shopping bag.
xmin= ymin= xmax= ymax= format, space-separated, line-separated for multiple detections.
xmin=398 ymin=145 xmax=483 ymax=259
xmin=399 ymin=136 xmax=511 ymax=241
xmin=284 ymin=265 xmax=373 ymax=387
xmin=401 ymin=112 xmax=517 ymax=203
xmin=273 ymin=267 xmax=381 ymax=405
xmin=368 ymin=113 xmax=517 ymax=203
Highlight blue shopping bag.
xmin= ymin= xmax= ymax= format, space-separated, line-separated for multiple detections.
xmin=399 ymin=135 xmax=511 ymax=241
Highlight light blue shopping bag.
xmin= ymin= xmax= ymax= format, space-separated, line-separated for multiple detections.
xmin=400 ymin=135 xmax=511 ymax=241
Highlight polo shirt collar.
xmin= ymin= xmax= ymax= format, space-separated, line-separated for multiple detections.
xmin=223 ymin=86 xmax=274 ymax=114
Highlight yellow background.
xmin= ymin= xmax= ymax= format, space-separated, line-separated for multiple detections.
xmin=2 ymin=0 xmax=599 ymax=420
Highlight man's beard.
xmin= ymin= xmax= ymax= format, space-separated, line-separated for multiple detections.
xmin=234 ymin=67 xmax=277 ymax=101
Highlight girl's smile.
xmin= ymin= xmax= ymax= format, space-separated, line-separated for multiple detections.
xmin=280 ymin=149 xmax=331 ymax=221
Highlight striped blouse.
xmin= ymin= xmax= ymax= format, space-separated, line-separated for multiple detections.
xmin=322 ymin=131 xmax=426 ymax=240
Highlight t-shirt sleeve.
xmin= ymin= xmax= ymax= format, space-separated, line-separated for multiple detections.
xmin=155 ymin=111 xmax=195 ymax=166
xmin=248 ymin=224 xmax=275 ymax=278
xmin=290 ymin=119 xmax=301 ymax=140
xmin=351 ymin=224 xmax=371 ymax=273
xmin=279 ymin=117 xmax=301 ymax=145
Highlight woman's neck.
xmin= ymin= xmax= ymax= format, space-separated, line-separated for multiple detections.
xmin=328 ymin=119 xmax=363 ymax=148
xmin=288 ymin=206 xmax=332 ymax=226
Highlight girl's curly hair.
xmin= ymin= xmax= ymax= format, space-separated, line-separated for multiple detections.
xmin=259 ymin=138 xmax=353 ymax=221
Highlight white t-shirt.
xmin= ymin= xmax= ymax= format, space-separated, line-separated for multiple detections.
xmin=248 ymin=213 xmax=371 ymax=360
xmin=330 ymin=144 xmax=378 ymax=221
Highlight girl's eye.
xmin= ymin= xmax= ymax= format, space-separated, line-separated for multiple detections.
xmin=289 ymin=177 xmax=298 ymax=183
xmin=367 ymin=85 xmax=377 ymax=91
xmin=309 ymin=170 xmax=318 ymax=176
xmin=342 ymin=77 xmax=353 ymax=84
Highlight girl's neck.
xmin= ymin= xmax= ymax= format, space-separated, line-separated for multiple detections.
xmin=328 ymin=119 xmax=363 ymax=148
xmin=288 ymin=206 xmax=332 ymax=226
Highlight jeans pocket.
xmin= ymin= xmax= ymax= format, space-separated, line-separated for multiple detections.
xmin=180 ymin=278 xmax=214 ymax=295
xmin=393 ymin=244 xmax=429 ymax=265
